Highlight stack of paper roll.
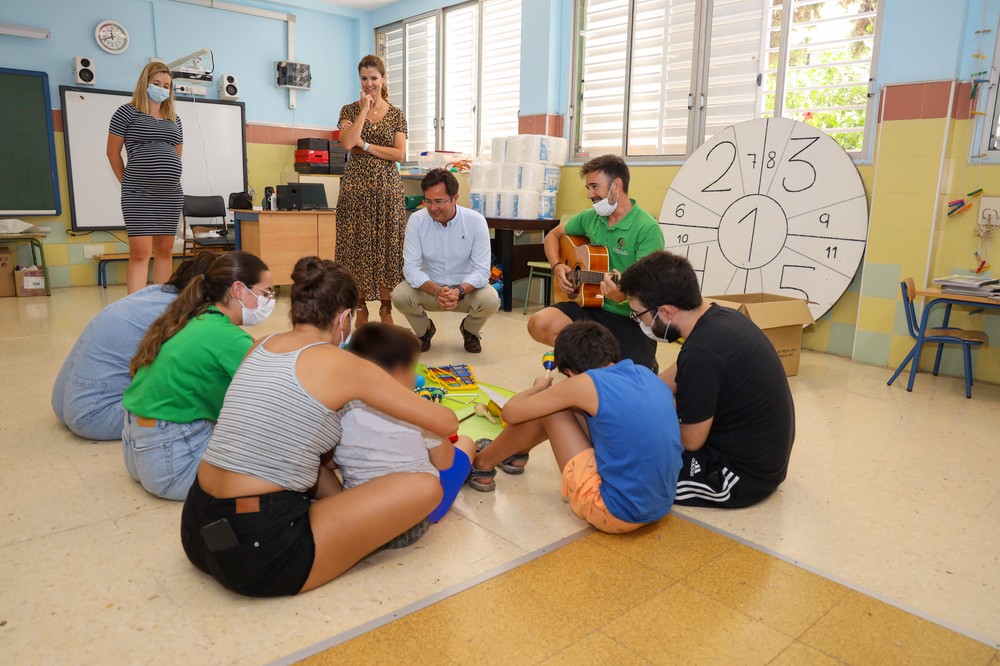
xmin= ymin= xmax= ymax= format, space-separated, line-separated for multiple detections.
xmin=470 ymin=133 xmax=567 ymax=219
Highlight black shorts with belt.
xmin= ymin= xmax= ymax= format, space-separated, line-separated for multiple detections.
xmin=181 ymin=477 xmax=316 ymax=597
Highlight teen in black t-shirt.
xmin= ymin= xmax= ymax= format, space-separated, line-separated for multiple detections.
xmin=619 ymin=251 xmax=795 ymax=508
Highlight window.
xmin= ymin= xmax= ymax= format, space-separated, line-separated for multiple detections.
xmin=573 ymin=0 xmax=881 ymax=159
xmin=376 ymin=0 xmax=522 ymax=162
xmin=977 ymin=16 xmax=1000 ymax=158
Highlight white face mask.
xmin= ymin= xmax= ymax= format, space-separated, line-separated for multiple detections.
xmin=591 ymin=182 xmax=619 ymax=217
xmin=639 ymin=310 xmax=681 ymax=344
xmin=240 ymin=286 xmax=275 ymax=326
xmin=338 ymin=310 xmax=352 ymax=348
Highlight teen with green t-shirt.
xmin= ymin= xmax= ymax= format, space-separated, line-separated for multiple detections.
xmin=122 ymin=251 xmax=273 ymax=500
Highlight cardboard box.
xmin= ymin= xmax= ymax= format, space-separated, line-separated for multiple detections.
xmin=0 ymin=246 xmax=14 ymax=298
xmin=705 ymin=292 xmax=814 ymax=376
xmin=14 ymin=267 xmax=46 ymax=297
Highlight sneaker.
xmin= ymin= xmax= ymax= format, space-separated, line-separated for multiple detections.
xmin=418 ymin=320 xmax=436 ymax=352
xmin=460 ymin=319 xmax=482 ymax=353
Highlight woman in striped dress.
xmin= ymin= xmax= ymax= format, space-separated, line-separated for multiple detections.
xmin=107 ymin=62 xmax=184 ymax=294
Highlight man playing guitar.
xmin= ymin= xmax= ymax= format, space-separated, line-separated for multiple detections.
xmin=528 ymin=155 xmax=665 ymax=372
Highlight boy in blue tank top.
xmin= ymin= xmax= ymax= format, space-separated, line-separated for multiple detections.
xmin=470 ymin=321 xmax=683 ymax=533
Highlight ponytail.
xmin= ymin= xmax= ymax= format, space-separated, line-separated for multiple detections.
xmin=130 ymin=275 xmax=210 ymax=376
xmin=129 ymin=251 xmax=269 ymax=376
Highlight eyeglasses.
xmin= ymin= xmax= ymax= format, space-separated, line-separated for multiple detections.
xmin=423 ymin=197 xmax=453 ymax=206
xmin=247 ymin=285 xmax=275 ymax=302
xmin=629 ymin=306 xmax=656 ymax=323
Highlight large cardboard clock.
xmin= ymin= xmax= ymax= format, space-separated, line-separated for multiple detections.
xmin=659 ymin=117 xmax=868 ymax=320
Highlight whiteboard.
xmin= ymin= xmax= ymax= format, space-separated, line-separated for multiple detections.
xmin=60 ymin=86 xmax=247 ymax=231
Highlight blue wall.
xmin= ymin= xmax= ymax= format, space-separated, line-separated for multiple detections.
xmin=0 ymin=0 xmax=367 ymax=126
xmin=4 ymin=0 xmax=1000 ymax=130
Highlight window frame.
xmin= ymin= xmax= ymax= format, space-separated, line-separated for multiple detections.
xmin=976 ymin=21 xmax=1000 ymax=161
xmin=568 ymin=0 xmax=884 ymax=165
xmin=375 ymin=0 xmax=522 ymax=163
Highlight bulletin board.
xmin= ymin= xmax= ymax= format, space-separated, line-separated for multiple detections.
xmin=0 ymin=68 xmax=61 ymax=216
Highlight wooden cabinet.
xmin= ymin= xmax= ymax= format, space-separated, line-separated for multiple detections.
xmin=233 ymin=210 xmax=337 ymax=285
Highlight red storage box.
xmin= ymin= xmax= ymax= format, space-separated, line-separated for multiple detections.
xmin=294 ymin=149 xmax=329 ymax=163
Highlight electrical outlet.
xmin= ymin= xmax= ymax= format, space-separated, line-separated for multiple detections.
xmin=173 ymin=82 xmax=207 ymax=96
xmin=979 ymin=197 xmax=1000 ymax=223
xmin=83 ymin=244 xmax=105 ymax=259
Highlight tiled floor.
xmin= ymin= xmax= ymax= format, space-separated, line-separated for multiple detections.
xmin=2 ymin=286 xmax=999 ymax=665
xmin=302 ymin=518 xmax=997 ymax=665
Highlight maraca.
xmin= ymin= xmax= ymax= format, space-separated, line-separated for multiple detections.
xmin=542 ymin=351 xmax=556 ymax=378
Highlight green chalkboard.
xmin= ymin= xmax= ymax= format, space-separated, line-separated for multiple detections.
xmin=0 ymin=68 xmax=61 ymax=216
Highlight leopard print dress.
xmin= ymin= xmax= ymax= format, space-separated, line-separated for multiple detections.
xmin=336 ymin=101 xmax=408 ymax=300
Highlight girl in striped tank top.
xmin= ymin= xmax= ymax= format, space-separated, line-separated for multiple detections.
xmin=182 ymin=257 xmax=459 ymax=597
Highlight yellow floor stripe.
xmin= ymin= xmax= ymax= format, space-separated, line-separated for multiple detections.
xmin=293 ymin=515 xmax=998 ymax=665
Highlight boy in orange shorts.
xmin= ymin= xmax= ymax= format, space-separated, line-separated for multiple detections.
xmin=469 ymin=321 xmax=682 ymax=533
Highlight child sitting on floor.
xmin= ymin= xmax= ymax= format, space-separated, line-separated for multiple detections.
xmin=469 ymin=321 xmax=683 ymax=534
xmin=336 ymin=323 xmax=475 ymax=547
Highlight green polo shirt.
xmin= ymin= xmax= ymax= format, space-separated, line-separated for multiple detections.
xmin=123 ymin=306 xmax=253 ymax=423
xmin=564 ymin=199 xmax=665 ymax=317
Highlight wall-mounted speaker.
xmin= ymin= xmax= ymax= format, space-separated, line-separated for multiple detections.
xmin=218 ymin=73 xmax=239 ymax=101
xmin=73 ymin=57 xmax=95 ymax=85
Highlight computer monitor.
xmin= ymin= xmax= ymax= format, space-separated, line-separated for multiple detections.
xmin=276 ymin=182 xmax=329 ymax=211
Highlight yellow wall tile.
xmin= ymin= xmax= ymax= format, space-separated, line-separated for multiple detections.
xmin=874 ymin=120 xmax=922 ymax=158
xmin=69 ymin=264 xmax=96 ymax=286
xmin=857 ymin=295 xmax=897 ymax=334
xmin=888 ymin=333 xmax=916 ymax=368
xmin=830 ymin=290 xmax=860 ymax=325
xmin=917 ymin=118 xmax=949 ymax=158
xmin=44 ymin=244 xmax=69 ymax=266
xmin=803 ymin=318 xmax=831 ymax=351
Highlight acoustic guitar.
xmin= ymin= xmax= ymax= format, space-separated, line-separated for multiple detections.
xmin=553 ymin=234 xmax=619 ymax=308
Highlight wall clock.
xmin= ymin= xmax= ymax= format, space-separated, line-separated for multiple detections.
xmin=95 ymin=20 xmax=130 ymax=55
xmin=659 ymin=117 xmax=868 ymax=320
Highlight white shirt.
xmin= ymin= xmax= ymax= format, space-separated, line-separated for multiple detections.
xmin=335 ymin=400 xmax=440 ymax=489
xmin=403 ymin=206 xmax=491 ymax=289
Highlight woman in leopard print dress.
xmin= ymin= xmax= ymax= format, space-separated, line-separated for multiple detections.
xmin=337 ymin=54 xmax=408 ymax=326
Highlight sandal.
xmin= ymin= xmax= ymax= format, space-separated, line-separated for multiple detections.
xmin=356 ymin=299 xmax=369 ymax=327
xmin=499 ymin=454 xmax=529 ymax=475
xmin=379 ymin=299 xmax=394 ymax=325
xmin=468 ymin=438 xmax=497 ymax=492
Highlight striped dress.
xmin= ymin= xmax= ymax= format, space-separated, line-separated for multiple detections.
xmin=201 ymin=339 xmax=343 ymax=492
xmin=109 ymin=104 xmax=184 ymax=237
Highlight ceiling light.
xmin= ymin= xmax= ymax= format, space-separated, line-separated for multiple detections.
xmin=0 ymin=23 xmax=51 ymax=39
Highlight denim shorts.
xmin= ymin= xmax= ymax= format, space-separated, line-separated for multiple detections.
xmin=181 ymin=478 xmax=315 ymax=598
xmin=122 ymin=413 xmax=214 ymax=501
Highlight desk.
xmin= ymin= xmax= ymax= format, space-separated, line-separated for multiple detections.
xmin=0 ymin=233 xmax=50 ymax=296
xmin=486 ymin=217 xmax=559 ymax=312
xmin=908 ymin=287 xmax=1000 ymax=391
xmin=232 ymin=210 xmax=336 ymax=285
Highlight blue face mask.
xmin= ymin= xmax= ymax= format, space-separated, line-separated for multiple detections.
xmin=147 ymin=83 xmax=170 ymax=103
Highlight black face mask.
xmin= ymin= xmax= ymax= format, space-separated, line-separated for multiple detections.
xmin=651 ymin=311 xmax=683 ymax=343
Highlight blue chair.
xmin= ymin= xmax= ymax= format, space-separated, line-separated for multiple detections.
xmin=887 ymin=278 xmax=989 ymax=398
